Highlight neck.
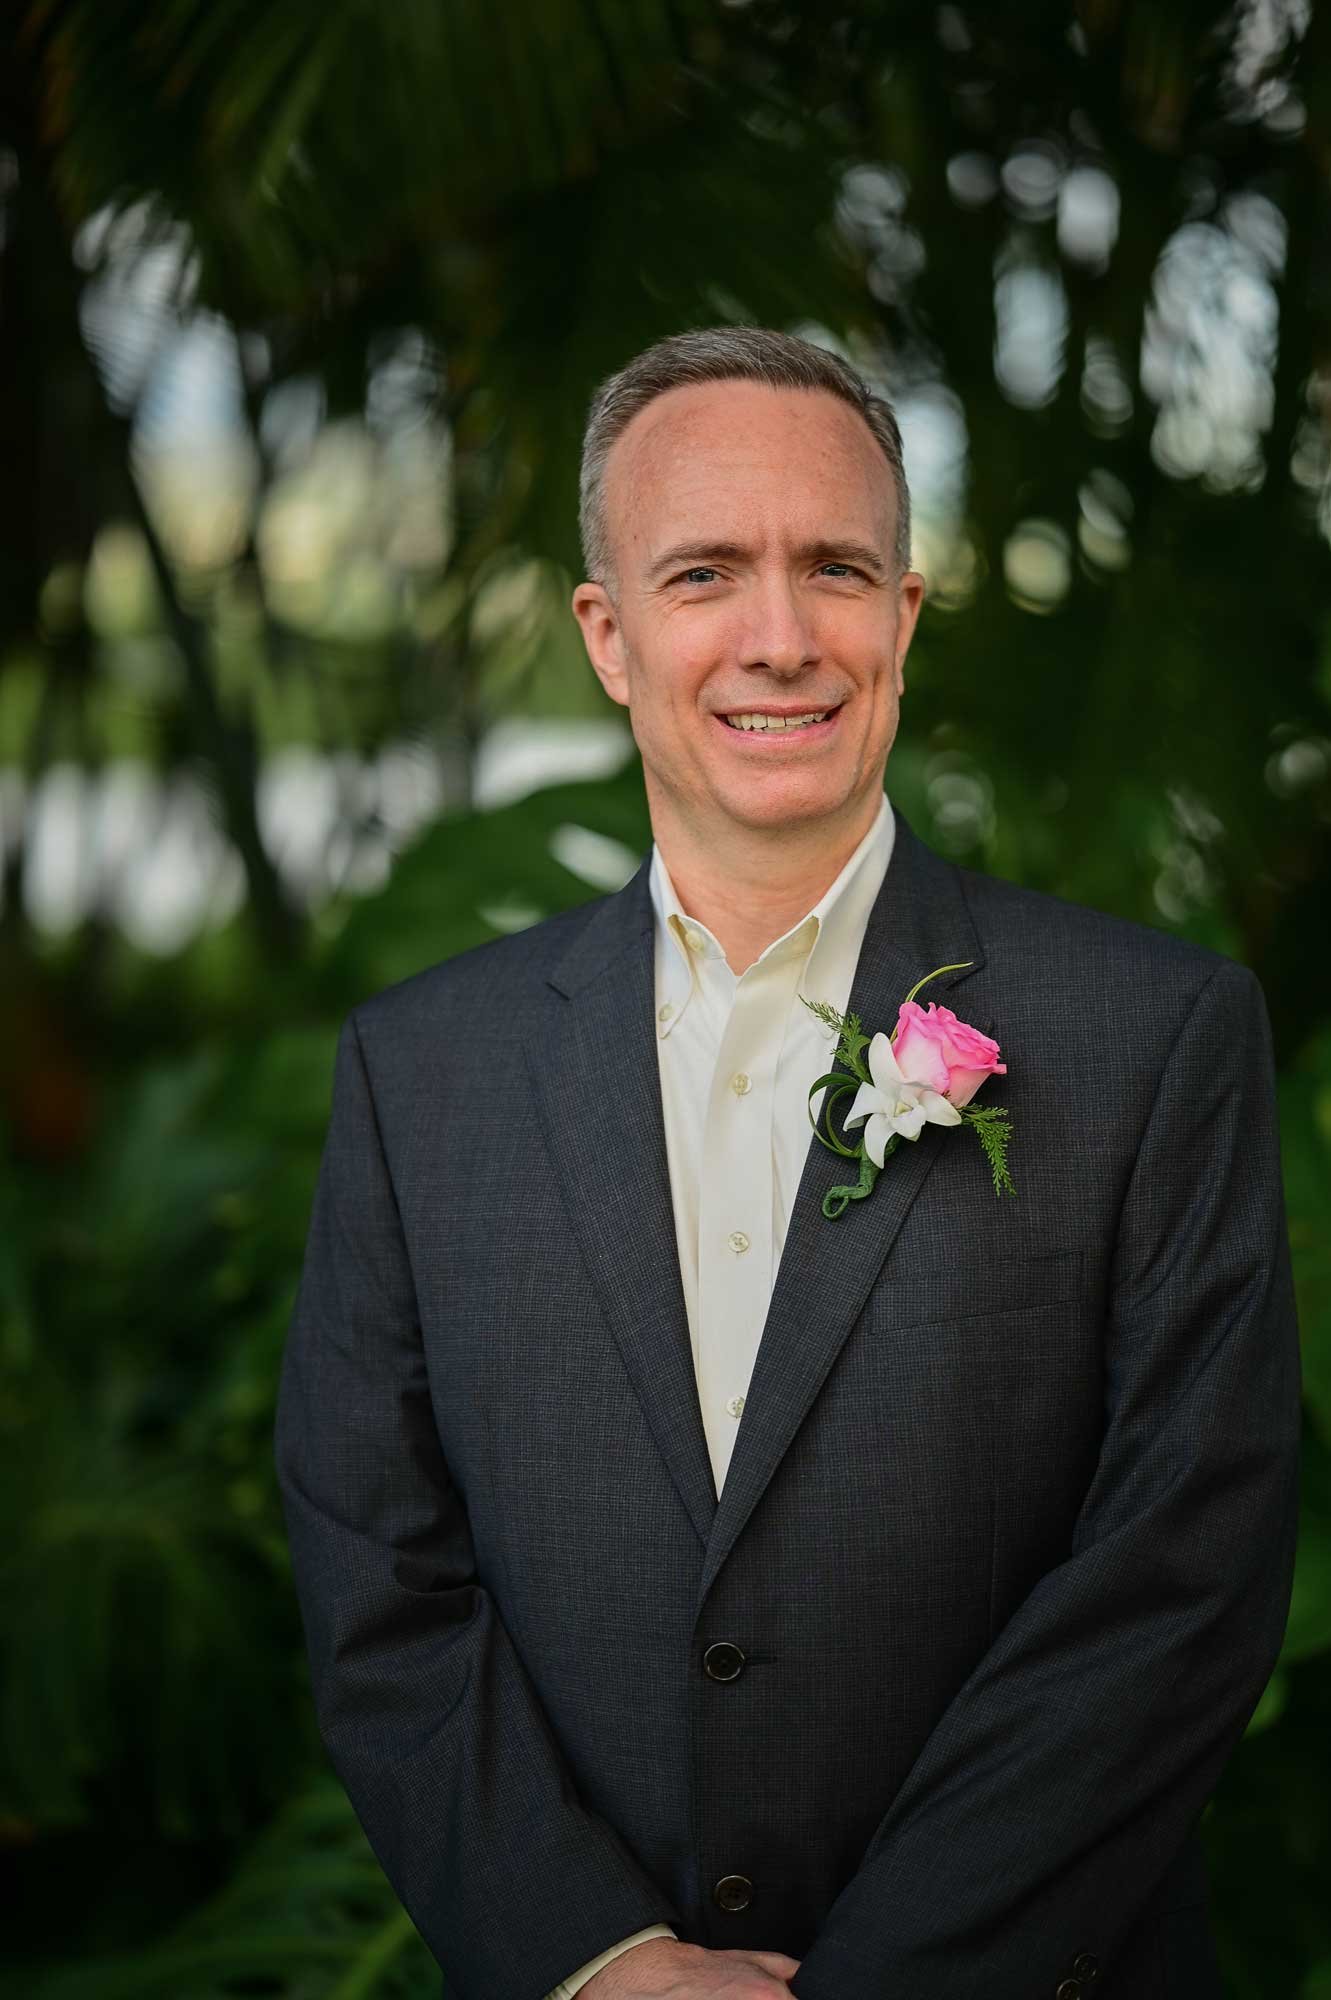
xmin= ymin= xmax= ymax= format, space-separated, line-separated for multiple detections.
xmin=648 ymin=785 xmax=883 ymax=977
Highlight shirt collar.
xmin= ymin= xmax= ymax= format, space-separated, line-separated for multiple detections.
xmin=648 ymin=791 xmax=895 ymax=1036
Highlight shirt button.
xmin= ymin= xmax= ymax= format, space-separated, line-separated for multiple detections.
xmin=727 ymin=1231 xmax=750 ymax=1255
xmin=657 ymin=1001 xmax=674 ymax=1022
xmin=730 ymin=1071 xmax=752 ymax=1096
xmin=726 ymin=1394 xmax=745 ymax=1417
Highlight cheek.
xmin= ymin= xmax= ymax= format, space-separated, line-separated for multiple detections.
xmin=650 ymin=623 xmax=728 ymax=709
xmin=827 ymin=606 xmax=898 ymax=679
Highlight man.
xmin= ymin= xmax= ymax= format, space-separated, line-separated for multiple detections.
xmin=274 ymin=327 xmax=1301 ymax=2000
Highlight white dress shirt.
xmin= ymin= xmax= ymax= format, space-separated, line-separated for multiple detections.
xmin=542 ymin=791 xmax=896 ymax=2000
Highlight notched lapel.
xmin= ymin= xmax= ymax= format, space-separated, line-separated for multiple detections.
xmin=525 ymin=859 xmax=720 ymax=1549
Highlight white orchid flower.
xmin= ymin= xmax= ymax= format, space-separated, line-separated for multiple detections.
xmin=842 ymin=1029 xmax=963 ymax=1166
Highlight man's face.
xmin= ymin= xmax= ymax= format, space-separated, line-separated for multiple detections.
xmin=572 ymin=378 xmax=925 ymax=839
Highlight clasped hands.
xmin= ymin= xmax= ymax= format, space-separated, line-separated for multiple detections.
xmin=583 ymin=1936 xmax=801 ymax=1997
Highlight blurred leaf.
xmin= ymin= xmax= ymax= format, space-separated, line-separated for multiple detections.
xmin=320 ymin=753 xmax=651 ymax=991
xmin=1242 ymin=1666 xmax=1289 ymax=1737
xmin=25 ymin=1777 xmax=437 ymax=1998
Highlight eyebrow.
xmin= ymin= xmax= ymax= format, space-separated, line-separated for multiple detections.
xmin=644 ymin=538 xmax=890 ymax=583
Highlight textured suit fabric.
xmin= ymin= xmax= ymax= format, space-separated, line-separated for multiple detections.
xmin=273 ymin=798 xmax=1301 ymax=2000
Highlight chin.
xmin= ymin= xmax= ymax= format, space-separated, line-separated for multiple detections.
xmin=712 ymin=780 xmax=852 ymax=831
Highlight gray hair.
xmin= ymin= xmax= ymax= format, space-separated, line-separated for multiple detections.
xmin=578 ymin=325 xmax=912 ymax=596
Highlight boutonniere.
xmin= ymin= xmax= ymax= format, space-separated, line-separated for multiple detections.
xmin=801 ymin=961 xmax=1015 ymax=1218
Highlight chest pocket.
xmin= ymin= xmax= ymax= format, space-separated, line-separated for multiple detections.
xmin=872 ymin=1244 xmax=1090 ymax=1330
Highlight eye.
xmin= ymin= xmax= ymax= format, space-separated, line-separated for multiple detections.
xmin=678 ymin=567 xmax=719 ymax=586
xmin=818 ymin=562 xmax=866 ymax=580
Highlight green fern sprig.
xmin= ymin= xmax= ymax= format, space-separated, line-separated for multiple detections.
xmin=799 ymin=995 xmax=872 ymax=1081
xmin=961 ymin=1104 xmax=1015 ymax=1196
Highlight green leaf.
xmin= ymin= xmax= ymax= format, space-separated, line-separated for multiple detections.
xmin=807 ymin=1077 xmax=864 ymax=1159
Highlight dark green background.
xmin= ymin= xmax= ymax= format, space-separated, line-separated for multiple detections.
xmin=3 ymin=3 xmax=1329 ymax=1994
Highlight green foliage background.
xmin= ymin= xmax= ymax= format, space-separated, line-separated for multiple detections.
xmin=3 ymin=2 xmax=1330 ymax=1994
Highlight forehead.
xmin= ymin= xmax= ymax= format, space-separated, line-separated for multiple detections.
xmin=605 ymin=379 xmax=892 ymax=554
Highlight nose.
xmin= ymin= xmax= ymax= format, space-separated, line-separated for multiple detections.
xmin=737 ymin=572 xmax=821 ymax=675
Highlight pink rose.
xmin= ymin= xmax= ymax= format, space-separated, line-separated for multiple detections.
xmin=891 ymin=999 xmax=1007 ymax=1109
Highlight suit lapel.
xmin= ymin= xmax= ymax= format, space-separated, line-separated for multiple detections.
xmin=526 ymin=862 xmax=719 ymax=1547
xmin=525 ymin=801 xmax=989 ymax=1596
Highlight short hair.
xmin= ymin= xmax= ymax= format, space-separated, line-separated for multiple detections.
xmin=578 ymin=325 xmax=911 ymax=596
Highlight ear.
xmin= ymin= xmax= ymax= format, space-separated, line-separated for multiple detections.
xmin=892 ymin=569 xmax=926 ymax=693
xmin=571 ymin=580 xmax=631 ymax=709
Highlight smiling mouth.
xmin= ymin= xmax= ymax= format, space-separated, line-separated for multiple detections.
xmin=716 ymin=704 xmax=844 ymax=737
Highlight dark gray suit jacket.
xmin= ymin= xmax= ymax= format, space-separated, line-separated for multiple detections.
xmin=274 ymin=798 xmax=1301 ymax=2000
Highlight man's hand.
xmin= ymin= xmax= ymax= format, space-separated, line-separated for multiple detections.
xmin=582 ymin=1936 xmax=800 ymax=1997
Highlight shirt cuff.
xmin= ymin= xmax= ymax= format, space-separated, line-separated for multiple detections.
xmin=544 ymin=1923 xmax=678 ymax=1999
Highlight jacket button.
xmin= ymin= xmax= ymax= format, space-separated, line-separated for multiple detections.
xmin=1072 ymin=1955 xmax=1100 ymax=1980
xmin=1055 ymin=1983 xmax=1082 ymax=2000
xmin=703 ymin=1641 xmax=746 ymax=1681
xmin=713 ymin=1873 xmax=752 ymax=1912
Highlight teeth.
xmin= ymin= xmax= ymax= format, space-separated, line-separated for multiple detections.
xmin=723 ymin=710 xmax=830 ymax=731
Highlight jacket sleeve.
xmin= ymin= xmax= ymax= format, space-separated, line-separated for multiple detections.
xmin=789 ymin=960 xmax=1302 ymax=2000
xmin=274 ymin=1010 xmax=682 ymax=2000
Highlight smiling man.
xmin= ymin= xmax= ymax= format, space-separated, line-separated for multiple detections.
xmin=570 ymin=366 xmax=922 ymax=990
xmin=275 ymin=327 xmax=1300 ymax=2000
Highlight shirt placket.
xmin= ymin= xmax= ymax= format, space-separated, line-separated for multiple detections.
xmin=696 ymin=939 xmax=807 ymax=1497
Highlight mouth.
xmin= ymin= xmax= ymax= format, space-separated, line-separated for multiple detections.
xmin=713 ymin=703 xmax=845 ymax=745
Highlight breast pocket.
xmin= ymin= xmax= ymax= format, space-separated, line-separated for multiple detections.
xmin=860 ymin=1243 xmax=1104 ymax=1450
xmin=875 ymin=1245 xmax=1091 ymax=1329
